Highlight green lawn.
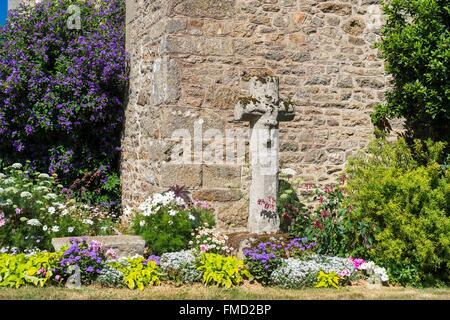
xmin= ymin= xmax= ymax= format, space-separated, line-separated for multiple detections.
xmin=1 ymin=284 xmax=449 ymax=300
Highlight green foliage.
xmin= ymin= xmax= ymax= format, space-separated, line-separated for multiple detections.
xmin=289 ymin=183 xmax=358 ymax=257
xmin=109 ymin=257 xmax=161 ymax=290
xmin=315 ymin=271 xmax=340 ymax=289
xmin=374 ymin=0 xmax=450 ymax=142
xmin=278 ymin=178 xmax=306 ymax=232
xmin=197 ymin=253 xmax=252 ymax=288
xmin=346 ymin=138 xmax=450 ymax=286
xmin=132 ymin=192 xmax=215 ymax=255
xmin=0 ymin=251 xmax=62 ymax=288
xmin=0 ymin=163 xmax=117 ymax=250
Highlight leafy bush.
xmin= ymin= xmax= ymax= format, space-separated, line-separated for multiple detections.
xmin=160 ymin=250 xmax=201 ymax=285
xmin=288 ymin=182 xmax=358 ymax=257
xmin=315 ymin=271 xmax=340 ymax=289
xmin=197 ymin=253 xmax=252 ymax=288
xmin=373 ymin=0 xmax=450 ymax=142
xmin=109 ymin=257 xmax=161 ymax=290
xmin=243 ymin=238 xmax=316 ymax=285
xmin=0 ymin=0 xmax=127 ymax=209
xmin=346 ymin=138 xmax=450 ymax=286
xmin=0 ymin=163 xmax=117 ymax=250
xmin=0 ymin=251 xmax=63 ymax=288
xmin=132 ymin=191 xmax=215 ymax=255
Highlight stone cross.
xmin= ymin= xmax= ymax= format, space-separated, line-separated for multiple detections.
xmin=234 ymin=76 xmax=294 ymax=233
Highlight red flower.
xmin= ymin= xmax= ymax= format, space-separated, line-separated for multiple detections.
xmin=313 ymin=221 xmax=323 ymax=229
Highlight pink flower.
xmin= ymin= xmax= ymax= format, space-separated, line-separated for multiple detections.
xmin=193 ymin=200 xmax=211 ymax=210
xmin=349 ymin=257 xmax=366 ymax=269
xmin=106 ymin=248 xmax=118 ymax=260
xmin=37 ymin=267 xmax=46 ymax=277
xmin=0 ymin=212 xmax=5 ymax=227
xmin=15 ymin=208 xmax=23 ymax=215
xmin=200 ymin=244 xmax=208 ymax=253
xmin=55 ymin=275 xmax=61 ymax=281
xmin=339 ymin=269 xmax=351 ymax=277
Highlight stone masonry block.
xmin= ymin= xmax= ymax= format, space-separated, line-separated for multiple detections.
xmin=202 ymin=165 xmax=241 ymax=188
xmin=160 ymin=163 xmax=202 ymax=188
xmin=161 ymin=35 xmax=234 ymax=56
xmin=168 ymin=0 xmax=236 ymax=19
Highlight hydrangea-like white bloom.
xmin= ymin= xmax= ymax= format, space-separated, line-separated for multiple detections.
xmin=281 ymin=168 xmax=297 ymax=177
xmin=82 ymin=219 xmax=94 ymax=225
xmin=11 ymin=163 xmax=22 ymax=169
xmin=38 ymin=173 xmax=50 ymax=179
xmin=20 ymin=191 xmax=32 ymax=198
xmin=27 ymin=219 xmax=41 ymax=226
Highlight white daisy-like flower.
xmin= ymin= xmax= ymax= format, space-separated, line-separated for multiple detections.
xmin=48 ymin=206 xmax=56 ymax=214
xmin=168 ymin=209 xmax=177 ymax=216
xmin=27 ymin=219 xmax=41 ymax=226
xmin=139 ymin=220 xmax=146 ymax=227
xmin=188 ymin=214 xmax=195 ymax=221
xmin=51 ymin=226 xmax=59 ymax=233
xmin=68 ymin=227 xmax=74 ymax=233
xmin=168 ymin=220 xmax=173 ymax=225
xmin=61 ymin=209 xmax=68 ymax=216
xmin=42 ymin=225 xmax=48 ymax=231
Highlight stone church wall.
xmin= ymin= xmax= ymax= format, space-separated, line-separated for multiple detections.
xmin=122 ymin=0 xmax=388 ymax=230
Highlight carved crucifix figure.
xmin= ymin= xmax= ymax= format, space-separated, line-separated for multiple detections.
xmin=235 ymin=76 xmax=295 ymax=234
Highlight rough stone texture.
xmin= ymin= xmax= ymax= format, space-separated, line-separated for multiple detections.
xmin=122 ymin=0 xmax=396 ymax=232
xmin=52 ymin=236 xmax=146 ymax=258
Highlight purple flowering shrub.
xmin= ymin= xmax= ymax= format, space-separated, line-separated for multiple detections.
xmin=54 ymin=238 xmax=109 ymax=285
xmin=0 ymin=0 xmax=127 ymax=211
xmin=244 ymin=238 xmax=317 ymax=285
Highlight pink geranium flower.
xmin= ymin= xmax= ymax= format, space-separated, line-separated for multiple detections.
xmin=200 ymin=244 xmax=208 ymax=253
xmin=349 ymin=257 xmax=366 ymax=269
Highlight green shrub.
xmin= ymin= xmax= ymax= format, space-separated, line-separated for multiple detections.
xmin=0 ymin=163 xmax=117 ymax=251
xmin=288 ymin=183 xmax=357 ymax=257
xmin=0 ymin=251 xmax=63 ymax=288
xmin=346 ymin=138 xmax=450 ymax=286
xmin=373 ymin=0 xmax=450 ymax=143
xmin=131 ymin=191 xmax=215 ymax=255
xmin=109 ymin=257 xmax=161 ymax=290
xmin=197 ymin=253 xmax=252 ymax=288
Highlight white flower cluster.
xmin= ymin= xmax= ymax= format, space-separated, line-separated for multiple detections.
xmin=360 ymin=261 xmax=389 ymax=283
xmin=138 ymin=191 xmax=186 ymax=216
xmin=189 ymin=225 xmax=232 ymax=255
xmin=271 ymin=255 xmax=356 ymax=289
